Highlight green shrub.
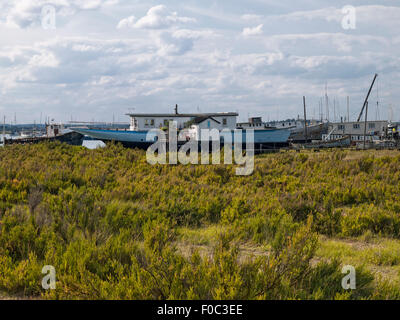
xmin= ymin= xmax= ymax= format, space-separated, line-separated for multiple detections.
xmin=1 ymin=143 xmax=400 ymax=299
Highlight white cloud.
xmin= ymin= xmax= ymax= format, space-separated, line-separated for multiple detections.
xmin=241 ymin=14 xmax=263 ymax=22
xmin=28 ymin=50 xmax=59 ymax=68
xmin=279 ymin=7 xmax=341 ymax=22
xmin=119 ymin=5 xmax=196 ymax=30
xmin=0 ymin=1 xmax=399 ymax=123
xmin=264 ymin=33 xmax=390 ymax=53
xmin=242 ymin=24 xmax=263 ymax=36
xmin=117 ymin=15 xmax=136 ymax=29
xmin=278 ymin=5 xmax=400 ymax=30
xmin=157 ymin=29 xmax=215 ymax=56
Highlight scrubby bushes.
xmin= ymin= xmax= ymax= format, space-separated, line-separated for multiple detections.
xmin=1 ymin=143 xmax=400 ymax=299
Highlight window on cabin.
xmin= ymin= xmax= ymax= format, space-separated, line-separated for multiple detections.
xmin=223 ymin=118 xmax=227 ymax=126
xmin=145 ymin=119 xmax=149 ymax=127
xmin=150 ymin=119 xmax=155 ymax=126
xmin=338 ymin=125 xmax=345 ymax=130
xmin=369 ymin=123 xmax=375 ymax=129
xmin=353 ymin=124 xmax=360 ymax=129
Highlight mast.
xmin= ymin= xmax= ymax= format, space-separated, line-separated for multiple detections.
xmin=303 ymin=96 xmax=308 ymax=142
xmin=376 ymin=77 xmax=380 ymax=121
xmin=363 ymin=102 xmax=369 ymax=150
xmin=347 ymin=96 xmax=350 ymax=122
xmin=333 ymin=98 xmax=336 ymax=122
xmin=357 ymin=73 xmax=378 ymax=122
xmin=320 ymin=97 xmax=324 ymax=121
xmin=325 ymin=82 xmax=329 ymax=122
xmin=318 ymin=99 xmax=321 ymax=122
xmin=2 ymin=116 xmax=5 ymax=145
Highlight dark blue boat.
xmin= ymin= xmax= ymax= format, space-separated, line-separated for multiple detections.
xmin=73 ymin=127 xmax=291 ymax=150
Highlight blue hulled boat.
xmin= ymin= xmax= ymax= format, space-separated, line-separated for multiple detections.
xmin=72 ymin=109 xmax=291 ymax=150
xmin=73 ymin=127 xmax=291 ymax=150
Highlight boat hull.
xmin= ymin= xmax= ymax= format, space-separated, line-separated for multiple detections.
xmin=302 ymin=136 xmax=351 ymax=149
xmin=290 ymin=123 xmax=329 ymax=143
xmin=73 ymin=128 xmax=291 ymax=150
xmin=4 ymin=131 xmax=84 ymax=146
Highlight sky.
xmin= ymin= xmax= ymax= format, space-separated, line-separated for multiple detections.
xmin=0 ymin=0 xmax=399 ymax=124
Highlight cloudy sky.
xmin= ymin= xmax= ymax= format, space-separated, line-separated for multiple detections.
xmin=0 ymin=0 xmax=399 ymax=124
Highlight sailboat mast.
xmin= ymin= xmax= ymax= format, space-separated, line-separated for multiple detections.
xmin=303 ymin=96 xmax=308 ymax=142
xmin=333 ymin=98 xmax=336 ymax=122
xmin=325 ymin=82 xmax=329 ymax=122
xmin=363 ymin=102 xmax=369 ymax=149
xmin=2 ymin=116 xmax=5 ymax=145
xmin=376 ymin=76 xmax=380 ymax=121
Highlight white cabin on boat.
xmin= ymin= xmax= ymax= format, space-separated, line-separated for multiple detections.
xmin=127 ymin=107 xmax=238 ymax=132
xmin=46 ymin=123 xmax=64 ymax=137
xmin=187 ymin=116 xmax=229 ymax=141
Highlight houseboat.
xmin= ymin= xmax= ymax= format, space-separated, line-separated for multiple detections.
xmin=73 ymin=106 xmax=291 ymax=150
xmin=237 ymin=117 xmax=328 ymax=142
xmin=4 ymin=123 xmax=84 ymax=146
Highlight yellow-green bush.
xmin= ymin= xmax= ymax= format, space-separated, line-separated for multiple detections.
xmin=1 ymin=143 xmax=400 ymax=299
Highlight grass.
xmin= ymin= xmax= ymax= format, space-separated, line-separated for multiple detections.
xmin=177 ymin=224 xmax=400 ymax=288
xmin=318 ymin=235 xmax=400 ymax=286
xmin=178 ymin=225 xmax=226 ymax=246
xmin=177 ymin=224 xmax=270 ymax=262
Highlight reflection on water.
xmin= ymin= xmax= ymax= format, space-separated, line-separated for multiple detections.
xmin=82 ymin=140 xmax=106 ymax=149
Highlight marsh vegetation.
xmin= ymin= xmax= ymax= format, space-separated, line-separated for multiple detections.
xmin=1 ymin=143 xmax=400 ymax=299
